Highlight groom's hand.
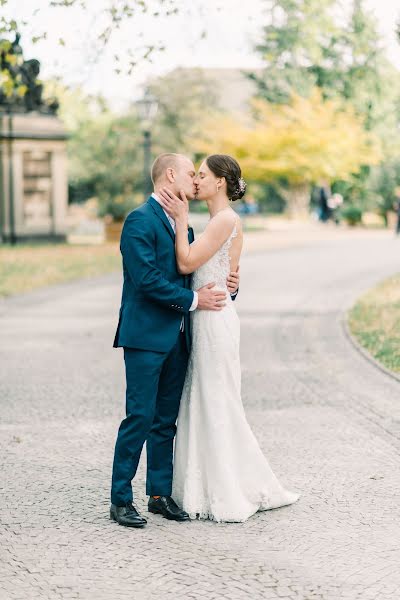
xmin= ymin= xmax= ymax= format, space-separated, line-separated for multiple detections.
xmin=197 ymin=283 xmax=226 ymax=311
xmin=227 ymin=265 xmax=240 ymax=294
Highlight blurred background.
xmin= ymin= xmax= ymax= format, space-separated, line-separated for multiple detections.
xmin=1 ymin=0 xmax=400 ymax=296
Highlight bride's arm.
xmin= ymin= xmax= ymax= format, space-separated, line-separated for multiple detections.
xmin=158 ymin=188 xmax=236 ymax=275
xmin=176 ymin=212 xmax=236 ymax=275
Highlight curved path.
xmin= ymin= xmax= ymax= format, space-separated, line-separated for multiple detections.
xmin=1 ymin=230 xmax=399 ymax=600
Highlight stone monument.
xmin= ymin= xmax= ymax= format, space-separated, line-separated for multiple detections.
xmin=0 ymin=34 xmax=68 ymax=242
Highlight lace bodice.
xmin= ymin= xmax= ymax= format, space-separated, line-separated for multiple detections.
xmin=192 ymin=224 xmax=237 ymax=291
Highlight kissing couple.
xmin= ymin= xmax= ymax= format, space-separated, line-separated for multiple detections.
xmin=110 ymin=153 xmax=299 ymax=527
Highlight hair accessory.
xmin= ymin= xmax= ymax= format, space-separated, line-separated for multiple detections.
xmin=238 ymin=178 xmax=246 ymax=193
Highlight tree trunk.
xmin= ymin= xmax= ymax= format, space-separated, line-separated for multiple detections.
xmin=278 ymin=183 xmax=311 ymax=219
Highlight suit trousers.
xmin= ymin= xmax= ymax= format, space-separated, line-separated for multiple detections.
xmin=111 ymin=331 xmax=188 ymax=506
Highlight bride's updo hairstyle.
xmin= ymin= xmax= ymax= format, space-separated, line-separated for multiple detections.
xmin=206 ymin=154 xmax=247 ymax=201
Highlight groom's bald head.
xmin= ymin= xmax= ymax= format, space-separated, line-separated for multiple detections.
xmin=151 ymin=153 xmax=185 ymax=185
xmin=151 ymin=153 xmax=197 ymax=199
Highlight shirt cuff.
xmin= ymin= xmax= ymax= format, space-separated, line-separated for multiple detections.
xmin=189 ymin=291 xmax=198 ymax=311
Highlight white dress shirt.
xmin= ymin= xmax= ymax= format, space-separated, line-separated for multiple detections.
xmin=152 ymin=193 xmax=198 ymax=312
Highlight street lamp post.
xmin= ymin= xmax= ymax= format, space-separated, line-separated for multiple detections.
xmin=6 ymin=104 xmax=16 ymax=245
xmin=143 ymin=129 xmax=152 ymax=198
xmin=136 ymin=91 xmax=158 ymax=201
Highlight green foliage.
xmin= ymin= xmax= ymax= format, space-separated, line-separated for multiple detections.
xmin=69 ymin=110 xmax=144 ymax=215
xmin=49 ymin=82 xmax=144 ymax=217
xmin=148 ymin=68 xmax=220 ymax=153
xmin=98 ymin=194 xmax=138 ymax=221
xmin=251 ymin=0 xmax=342 ymax=103
xmin=340 ymin=204 xmax=363 ymax=225
xmin=349 ymin=273 xmax=400 ymax=373
xmin=0 ymin=2 xmax=204 ymax=76
xmin=332 ymin=167 xmax=372 ymax=211
xmin=367 ymin=161 xmax=400 ymax=222
xmin=333 ymin=160 xmax=400 ymax=224
xmin=250 ymin=183 xmax=286 ymax=213
xmin=252 ymin=0 xmax=390 ymax=122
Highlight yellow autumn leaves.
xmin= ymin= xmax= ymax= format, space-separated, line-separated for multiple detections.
xmin=193 ymin=89 xmax=381 ymax=187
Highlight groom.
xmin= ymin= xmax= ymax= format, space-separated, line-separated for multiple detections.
xmin=110 ymin=153 xmax=240 ymax=528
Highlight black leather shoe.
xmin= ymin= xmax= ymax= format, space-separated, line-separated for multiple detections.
xmin=110 ymin=502 xmax=147 ymax=528
xmin=148 ymin=496 xmax=190 ymax=522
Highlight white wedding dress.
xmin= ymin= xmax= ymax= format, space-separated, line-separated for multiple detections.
xmin=172 ymin=220 xmax=299 ymax=522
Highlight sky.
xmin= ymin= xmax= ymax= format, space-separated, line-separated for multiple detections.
xmin=3 ymin=0 xmax=400 ymax=109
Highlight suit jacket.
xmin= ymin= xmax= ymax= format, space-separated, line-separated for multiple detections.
xmin=113 ymin=196 xmax=194 ymax=353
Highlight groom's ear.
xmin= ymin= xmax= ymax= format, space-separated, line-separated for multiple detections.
xmin=166 ymin=167 xmax=175 ymax=184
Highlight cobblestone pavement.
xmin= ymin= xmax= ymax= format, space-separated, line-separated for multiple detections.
xmin=1 ymin=231 xmax=400 ymax=600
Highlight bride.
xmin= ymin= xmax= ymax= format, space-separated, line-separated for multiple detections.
xmin=158 ymin=154 xmax=299 ymax=523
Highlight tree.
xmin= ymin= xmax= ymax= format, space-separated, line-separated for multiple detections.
xmin=251 ymin=0 xmax=400 ymax=137
xmin=0 ymin=1 xmax=217 ymax=76
xmin=251 ymin=0 xmax=400 ymax=219
xmin=49 ymin=82 xmax=143 ymax=213
xmin=250 ymin=0 xmax=343 ymax=103
xmin=251 ymin=0 xmax=391 ymax=118
xmin=68 ymin=110 xmax=144 ymax=211
xmin=366 ymin=161 xmax=400 ymax=225
xmin=0 ymin=1 xmax=184 ymax=106
xmin=195 ymin=90 xmax=381 ymax=217
xmin=147 ymin=68 xmax=220 ymax=154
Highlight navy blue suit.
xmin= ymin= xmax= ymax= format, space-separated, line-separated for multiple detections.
xmin=111 ymin=196 xmax=195 ymax=505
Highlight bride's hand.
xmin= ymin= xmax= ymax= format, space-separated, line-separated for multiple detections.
xmin=158 ymin=188 xmax=188 ymax=222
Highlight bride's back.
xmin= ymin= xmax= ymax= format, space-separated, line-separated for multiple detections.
xmin=228 ymin=216 xmax=243 ymax=273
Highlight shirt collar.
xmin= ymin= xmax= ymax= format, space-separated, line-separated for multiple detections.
xmin=151 ymin=192 xmax=175 ymax=225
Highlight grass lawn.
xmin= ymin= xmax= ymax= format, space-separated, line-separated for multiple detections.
xmin=0 ymin=243 xmax=121 ymax=297
xmin=348 ymin=273 xmax=400 ymax=374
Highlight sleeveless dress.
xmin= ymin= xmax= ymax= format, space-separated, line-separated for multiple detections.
xmin=172 ymin=220 xmax=300 ymax=522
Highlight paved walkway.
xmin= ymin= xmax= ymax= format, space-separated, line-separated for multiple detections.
xmin=1 ymin=229 xmax=400 ymax=600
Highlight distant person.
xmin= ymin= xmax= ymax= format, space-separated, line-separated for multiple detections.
xmin=318 ymin=183 xmax=331 ymax=222
xmin=327 ymin=193 xmax=343 ymax=225
xmin=394 ymin=187 xmax=400 ymax=235
xmin=242 ymin=195 xmax=258 ymax=215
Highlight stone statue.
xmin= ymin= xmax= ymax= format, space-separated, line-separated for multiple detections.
xmin=11 ymin=33 xmax=23 ymax=59
xmin=20 ymin=59 xmax=43 ymax=111
xmin=0 ymin=33 xmax=59 ymax=115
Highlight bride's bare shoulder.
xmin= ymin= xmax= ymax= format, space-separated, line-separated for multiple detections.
xmin=219 ymin=208 xmax=243 ymax=237
xmin=208 ymin=208 xmax=239 ymax=230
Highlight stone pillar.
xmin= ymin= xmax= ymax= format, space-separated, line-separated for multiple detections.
xmin=0 ymin=112 xmax=68 ymax=242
